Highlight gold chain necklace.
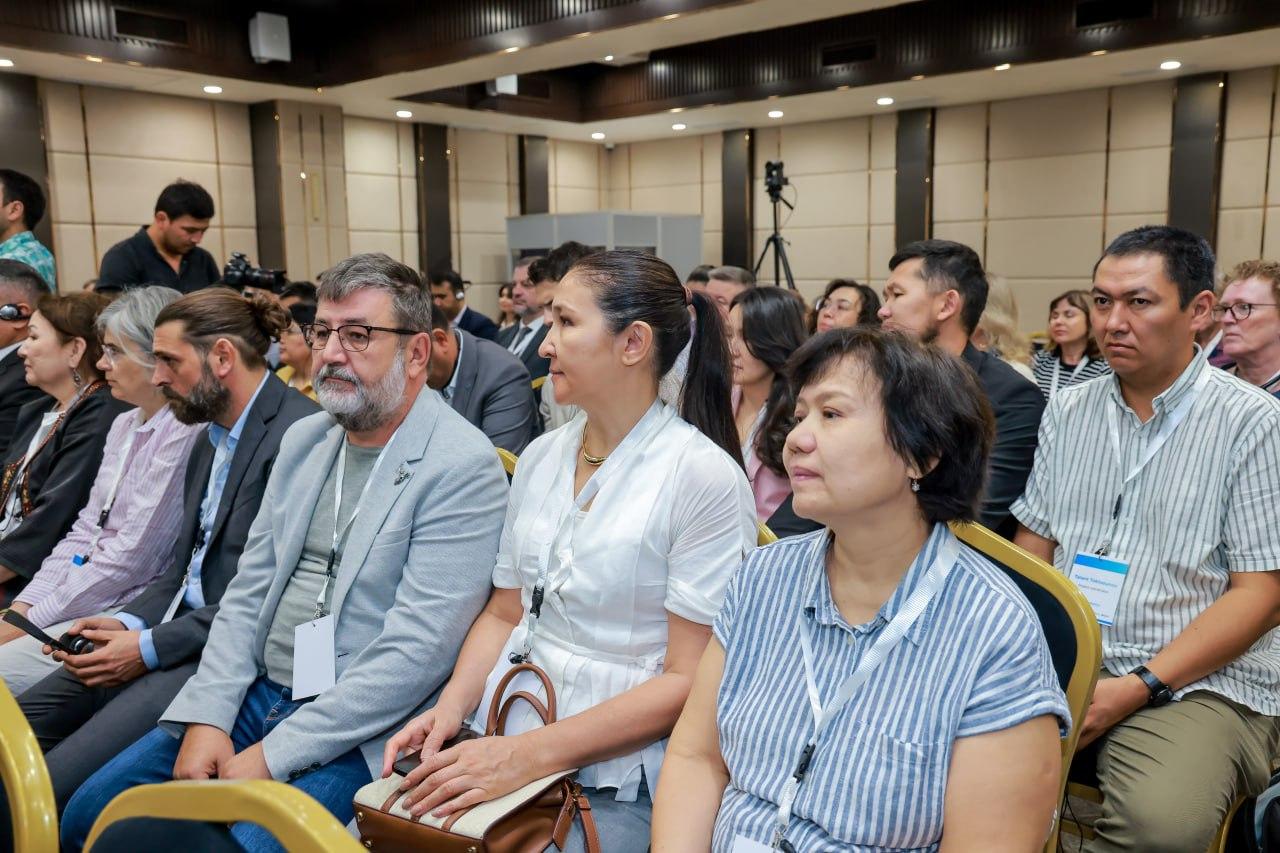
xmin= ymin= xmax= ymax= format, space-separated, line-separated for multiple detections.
xmin=581 ymin=445 xmax=607 ymax=466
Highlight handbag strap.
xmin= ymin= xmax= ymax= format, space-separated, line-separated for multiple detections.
xmin=485 ymin=661 xmax=557 ymax=735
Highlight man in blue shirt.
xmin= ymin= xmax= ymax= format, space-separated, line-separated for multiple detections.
xmin=0 ymin=169 xmax=56 ymax=291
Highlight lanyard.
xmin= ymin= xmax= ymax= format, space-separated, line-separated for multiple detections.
xmin=1049 ymin=356 xmax=1090 ymax=398
xmin=75 ymin=423 xmax=141 ymax=565
xmin=771 ymin=530 xmax=959 ymax=851
xmin=313 ymin=433 xmax=398 ymax=619
xmin=1096 ymin=369 xmax=1208 ymax=555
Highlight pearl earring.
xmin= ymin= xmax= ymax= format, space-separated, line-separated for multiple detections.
xmin=910 ymin=478 xmax=920 ymax=493
xmin=71 ymin=368 xmax=83 ymax=387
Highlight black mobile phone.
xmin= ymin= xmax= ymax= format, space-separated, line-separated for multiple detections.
xmin=393 ymin=750 xmax=422 ymax=777
xmin=2 ymin=610 xmax=92 ymax=654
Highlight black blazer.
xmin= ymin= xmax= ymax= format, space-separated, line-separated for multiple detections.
xmin=765 ymin=493 xmax=823 ymax=540
xmin=961 ymin=343 xmax=1045 ymax=539
xmin=121 ymin=375 xmax=318 ymax=669
xmin=0 ymin=385 xmax=129 ymax=581
xmin=495 ymin=322 xmax=551 ymax=381
xmin=456 ymin=305 xmax=500 ymax=342
xmin=0 ymin=349 xmax=51 ymax=458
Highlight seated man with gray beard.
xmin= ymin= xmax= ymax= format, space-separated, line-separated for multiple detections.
xmin=60 ymin=253 xmax=509 ymax=853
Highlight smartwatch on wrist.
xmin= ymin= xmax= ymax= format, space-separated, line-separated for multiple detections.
xmin=1129 ymin=665 xmax=1173 ymax=707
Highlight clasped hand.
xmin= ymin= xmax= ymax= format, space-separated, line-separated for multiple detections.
xmin=43 ymin=616 xmax=147 ymax=688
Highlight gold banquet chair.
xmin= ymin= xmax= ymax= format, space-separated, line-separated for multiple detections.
xmin=948 ymin=521 xmax=1101 ymax=853
xmin=0 ymin=681 xmax=57 ymax=852
xmin=531 ymin=376 xmax=547 ymax=392
xmin=84 ymin=781 xmax=363 ymax=852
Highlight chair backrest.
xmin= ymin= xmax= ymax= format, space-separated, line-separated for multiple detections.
xmin=531 ymin=376 xmax=546 ymax=391
xmin=949 ymin=521 xmax=1101 ymax=843
xmin=85 ymin=781 xmax=363 ymax=852
xmin=756 ymin=522 xmax=778 ymax=546
xmin=496 ymin=447 xmax=518 ymax=477
xmin=0 ymin=681 xmax=57 ymax=852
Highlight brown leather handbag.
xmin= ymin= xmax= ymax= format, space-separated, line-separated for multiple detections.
xmin=353 ymin=662 xmax=600 ymax=852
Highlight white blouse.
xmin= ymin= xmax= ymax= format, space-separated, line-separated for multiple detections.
xmin=471 ymin=399 xmax=756 ymax=800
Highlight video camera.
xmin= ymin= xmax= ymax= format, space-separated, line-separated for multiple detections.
xmin=223 ymin=252 xmax=287 ymax=294
xmin=764 ymin=160 xmax=789 ymax=201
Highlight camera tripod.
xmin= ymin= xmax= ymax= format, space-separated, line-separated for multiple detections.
xmin=754 ymin=182 xmax=796 ymax=290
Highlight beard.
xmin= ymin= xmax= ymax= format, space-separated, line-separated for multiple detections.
xmin=163 ymin=362 xmax=230 ymax=425
xmin=315 ymin=354 xmax=407 ymax=433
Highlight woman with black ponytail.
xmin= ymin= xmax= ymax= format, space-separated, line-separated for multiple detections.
xmin=728 ymin=287 xmax=808 ymax=520
xmin=385 ymin=250 xmax=757 ymax=851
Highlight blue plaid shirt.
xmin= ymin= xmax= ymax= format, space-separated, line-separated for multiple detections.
xmin=0 ymin=231 xmax=56 ymax=291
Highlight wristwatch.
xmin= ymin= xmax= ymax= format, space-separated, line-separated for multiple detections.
xmin=1129 ymin=665 xmax=1174 ymax=707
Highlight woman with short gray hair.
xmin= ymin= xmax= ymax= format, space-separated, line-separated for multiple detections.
xmin=0 ymin=285 xmax=205 ymax=695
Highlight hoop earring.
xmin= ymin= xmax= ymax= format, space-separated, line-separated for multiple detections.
xmin=71 ymin=368 xmax=82 ymax=387
xmin=910 ymin=478 xmax=920 ymax=493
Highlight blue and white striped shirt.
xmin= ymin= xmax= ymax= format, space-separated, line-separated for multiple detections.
xmin=710 ymin=524 xmax=1069 ymax=851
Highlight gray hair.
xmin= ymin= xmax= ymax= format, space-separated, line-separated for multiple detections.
xmin=97 ymin=286 xmax=183 ymax=363
xmin=318 ymin=253 xmax=432 ymax=332
xmin=709 ymin=265 xmax=756 ymax=287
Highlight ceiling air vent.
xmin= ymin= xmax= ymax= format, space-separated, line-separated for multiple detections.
xmin=112 ymin=8 xmax=190 ymax=46
xmin=821 ymin=39 xmax=877 ymax=67
xmin=1075 ymin=0 xmax=1155 ymax=28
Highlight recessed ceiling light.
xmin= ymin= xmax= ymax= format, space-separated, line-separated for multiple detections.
xmin=669 ymin=107 xmax=684 ymax=113
xmin=836 ymin=84 xmax=850 ymax=91
xmin=396 ymin=109 xmax=413 ymax=118
xmin=662 ymin=13 xmax=680 ymax=20
xmin=768 ymin=109 xmax=784 ymax=119
xmin=876 ymin=96 xmax=895 ymax=106
xmin=85 ymin=55 xmax=104 ymax=63
xmin=910 ymin=74 xmax=925 ymax=81
xmin=591 ymin=131 xmax=606 ymax=140
xmin=574 ymin=31 xmax=593 ymax=39
xmin=0 ymin=59 xmax=13 ymax=68
xmin=203 ymin=85 xmax=223 ymax=94
xmin=299 ymin=171 xmax=307 ymax=180
xmin=994 ymin=63 xmax=1011 ymax=71
xmin=672 ymin=123 xmax=687 ymax=131
xmin=604 ymin=55 xmax=614 ymax=61
xmin=504 ymin=46 xmax=520 ymax=54
xmin=1160 ymin=59 xmax=1182 ymax=71
xmin=1090 ymin=49 xmax=1108 ymax=56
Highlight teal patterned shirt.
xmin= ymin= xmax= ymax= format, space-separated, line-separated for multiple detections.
xmin=0 ymin=231 xmax=56 ymax=291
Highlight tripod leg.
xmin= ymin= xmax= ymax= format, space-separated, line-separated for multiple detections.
xmin=775 ymin=236 xmax=797 ymax=291
xmin=753 ymin=237 xmax=772 ymax=275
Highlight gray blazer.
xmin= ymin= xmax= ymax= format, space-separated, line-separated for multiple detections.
xmin=161 ymin=387 xmax=508 ymax=780
xmin=448 ymin=329 xmax=539 ymax=454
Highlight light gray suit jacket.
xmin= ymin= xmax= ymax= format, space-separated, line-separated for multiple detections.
xmin=161 ymin=387 xmax=507 ymax=779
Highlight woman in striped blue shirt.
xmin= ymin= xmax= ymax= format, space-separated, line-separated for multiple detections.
xmin=1032 ymin=289 xmax=1111 ymax=400
xmin=653 ymin=328 xmax=1069 ymax=852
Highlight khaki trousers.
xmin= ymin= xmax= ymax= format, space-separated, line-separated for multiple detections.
xmin=1082 ymin=678 xmax=1280 ymax=852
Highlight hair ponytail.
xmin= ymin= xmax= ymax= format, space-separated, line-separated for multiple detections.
xmin=682 ymin=289 xmax=742 ymax=464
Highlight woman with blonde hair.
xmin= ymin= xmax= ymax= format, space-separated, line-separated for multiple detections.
xmin=972 ymin=273 xmax=1035 ymax=383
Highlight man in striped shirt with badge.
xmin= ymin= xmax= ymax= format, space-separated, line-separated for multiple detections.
xmin=1013 ymin=225 xmax=1280 ymax=852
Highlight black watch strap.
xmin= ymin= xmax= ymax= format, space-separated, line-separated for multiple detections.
xmin=1130 ymin=665 xmax=1173 ymax=707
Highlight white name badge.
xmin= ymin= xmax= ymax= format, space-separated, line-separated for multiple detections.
xmin=731 ymin=836 xmax=774 ymax=853
xmin=1069 ymin=552 xmax=1130 ymax=627
xmin=292 ymin=614 xmax=336 ymax=700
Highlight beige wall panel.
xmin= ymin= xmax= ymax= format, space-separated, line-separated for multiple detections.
xmin=932 ymin=221 xmax=986 ymax=260
xmin=199 ymin=230 xmax=224 ymax=269
xmin=53 ymin=224 xmax=96 ymax=291
xmin=988 ymin=153 xmax=1105 ymax=219
xmin=869 ymin=169 xmax=895 ymax=225
xmin=401 ymin=232 xmax=420 ymax=269
xmin=702 ymin=132 xmax=723 ymax=178
xmin=217 ymin=164 xmax=258 ymax=228
xmin=400 ymin=176 xmax=418 ymax=232
xmin=868 ymin=223 xmax=895 ymax=283
xmin=93 ymin=224 xmax=139 ymax=259
xmin=278 ymin=104 xmax=303 ymax=165
xmin=284 ymin=225 xmax=308 ymax=281
xmin=1219 ymin=138 xmax=1269 ymax=209
xmin=871 ymin=113 xmax=897 ymax=170
xmin=934 ymin=104 xmax=987 ymax=165
xmin=344 ymin=117 xmax=399 ymax=176
xmin=786 ymin=172 xmax=868 ymax=227
xmin=933 ymin=161 xmax=986 ymax=223
xmin=345 ymin=173 xmax=401 ymax=232
xmin=327 ymin=228 xmax=349 ymax=265
xmin=781 ymin=117 xmax=869 ymax=175
xmin=468 ymin=283 xmax=500 ymax=316
xmin=1263 ymin=208 xmax=1280 ymax=260
xmin=1105 ymin=213 xmax=1165 ymax=246
xmin=1268 ymin=137 xmax=1280 ymax=204
xmin=703 ymin=230 xmax=722 ymax=266
xmin=324 ymin=167 xmax=347 ymax=229
xmin=1106 ymin=148 xmax=1170 ymax=215
xmin=786 ymin=226 xmax=868 ymax=281
xmin=397 ymin=123 xmax=414 ymax=176
xmin=793 ymin=280 xmax=828 ymax=303
xmin=83 ymin=88 xmax=217 ymax=162
xmin=456 ymin=180 xmax=510 ymax=233
xmin=89 ymin=158 xmax=220 ymax=225
xmin=322 ymin=108 xmax=345 ymax=168
xmin=306 ymin=226 xmax=329 ymax=276
xmin=222 ymin=227 xmax=258 ymax=263
xmin=454 ymin=130 xmax=510 ymax=184
xmin=753 ymin=127 xmax=782 ymax=175
xmin=987 ymin=216 xmax=1102 ymax=278
xmin=282 ymin=172 xmax=305 ymax=231
xmin=630 ymin=138 xmax=703 ymax=188
xmin=989 ymin=90 xmax=1107 ymax=159
xmin=606 ymin=189 xmax=631 ymax=209
xmin=48 ymin=152 xmax=92 ymax=225
xmin=631 ymin=184 xmax=702 ymax=215
xmin=555 ymin=186 xmax=600 ymax=213
xmin=607 ymin=145 xmax=630 ymax=198
xmin=348 ymin=230 xmax=403 ymax=258
xmin=553 ymin=141 xmax=600 ymax=190
xmin=300 ymin=111 xmax=324 ymax=167
xmin=41 ymin=81 xmax=85 ymax=154
xmin=1216 ymin=208 xmax=1264 ymax=270
xmin=213 ymin=103 xmax=253 ymax=166
xmin=459 ymin=232 xmax=510 ymax=285
xmin=702 ymin=181 xmax=722 ymax=231
xmin=1008 ymin=279 xmax=1088 ymax=333
xmin=1225 ymin=68 xmax=1277 ymax=141
xmin=1109 ymin=81 xmax=1174 ymax=150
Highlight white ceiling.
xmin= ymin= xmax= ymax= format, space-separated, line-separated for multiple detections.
xmin=0 ymin=3 xmax=1278 ymax=144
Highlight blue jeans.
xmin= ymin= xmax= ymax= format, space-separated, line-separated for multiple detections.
xmin=60 ymin=677 xmax=371 ymax=853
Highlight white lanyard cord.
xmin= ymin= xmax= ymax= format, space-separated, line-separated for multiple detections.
xmin=1049 ymin=355 xmax=1090 ymax=398
xmin=771 ymin=531 xmax=959 ymax=850
xmin=78 ymin=425 xmax=141 ymax=563
xmin=314 ymin=433 xmax=399 ymax=619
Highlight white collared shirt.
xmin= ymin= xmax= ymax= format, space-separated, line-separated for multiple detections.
xmin=506 ymin=315 xmax=544 ymax=358
xmin=442 ymin=331 xmax=465 ymax=402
